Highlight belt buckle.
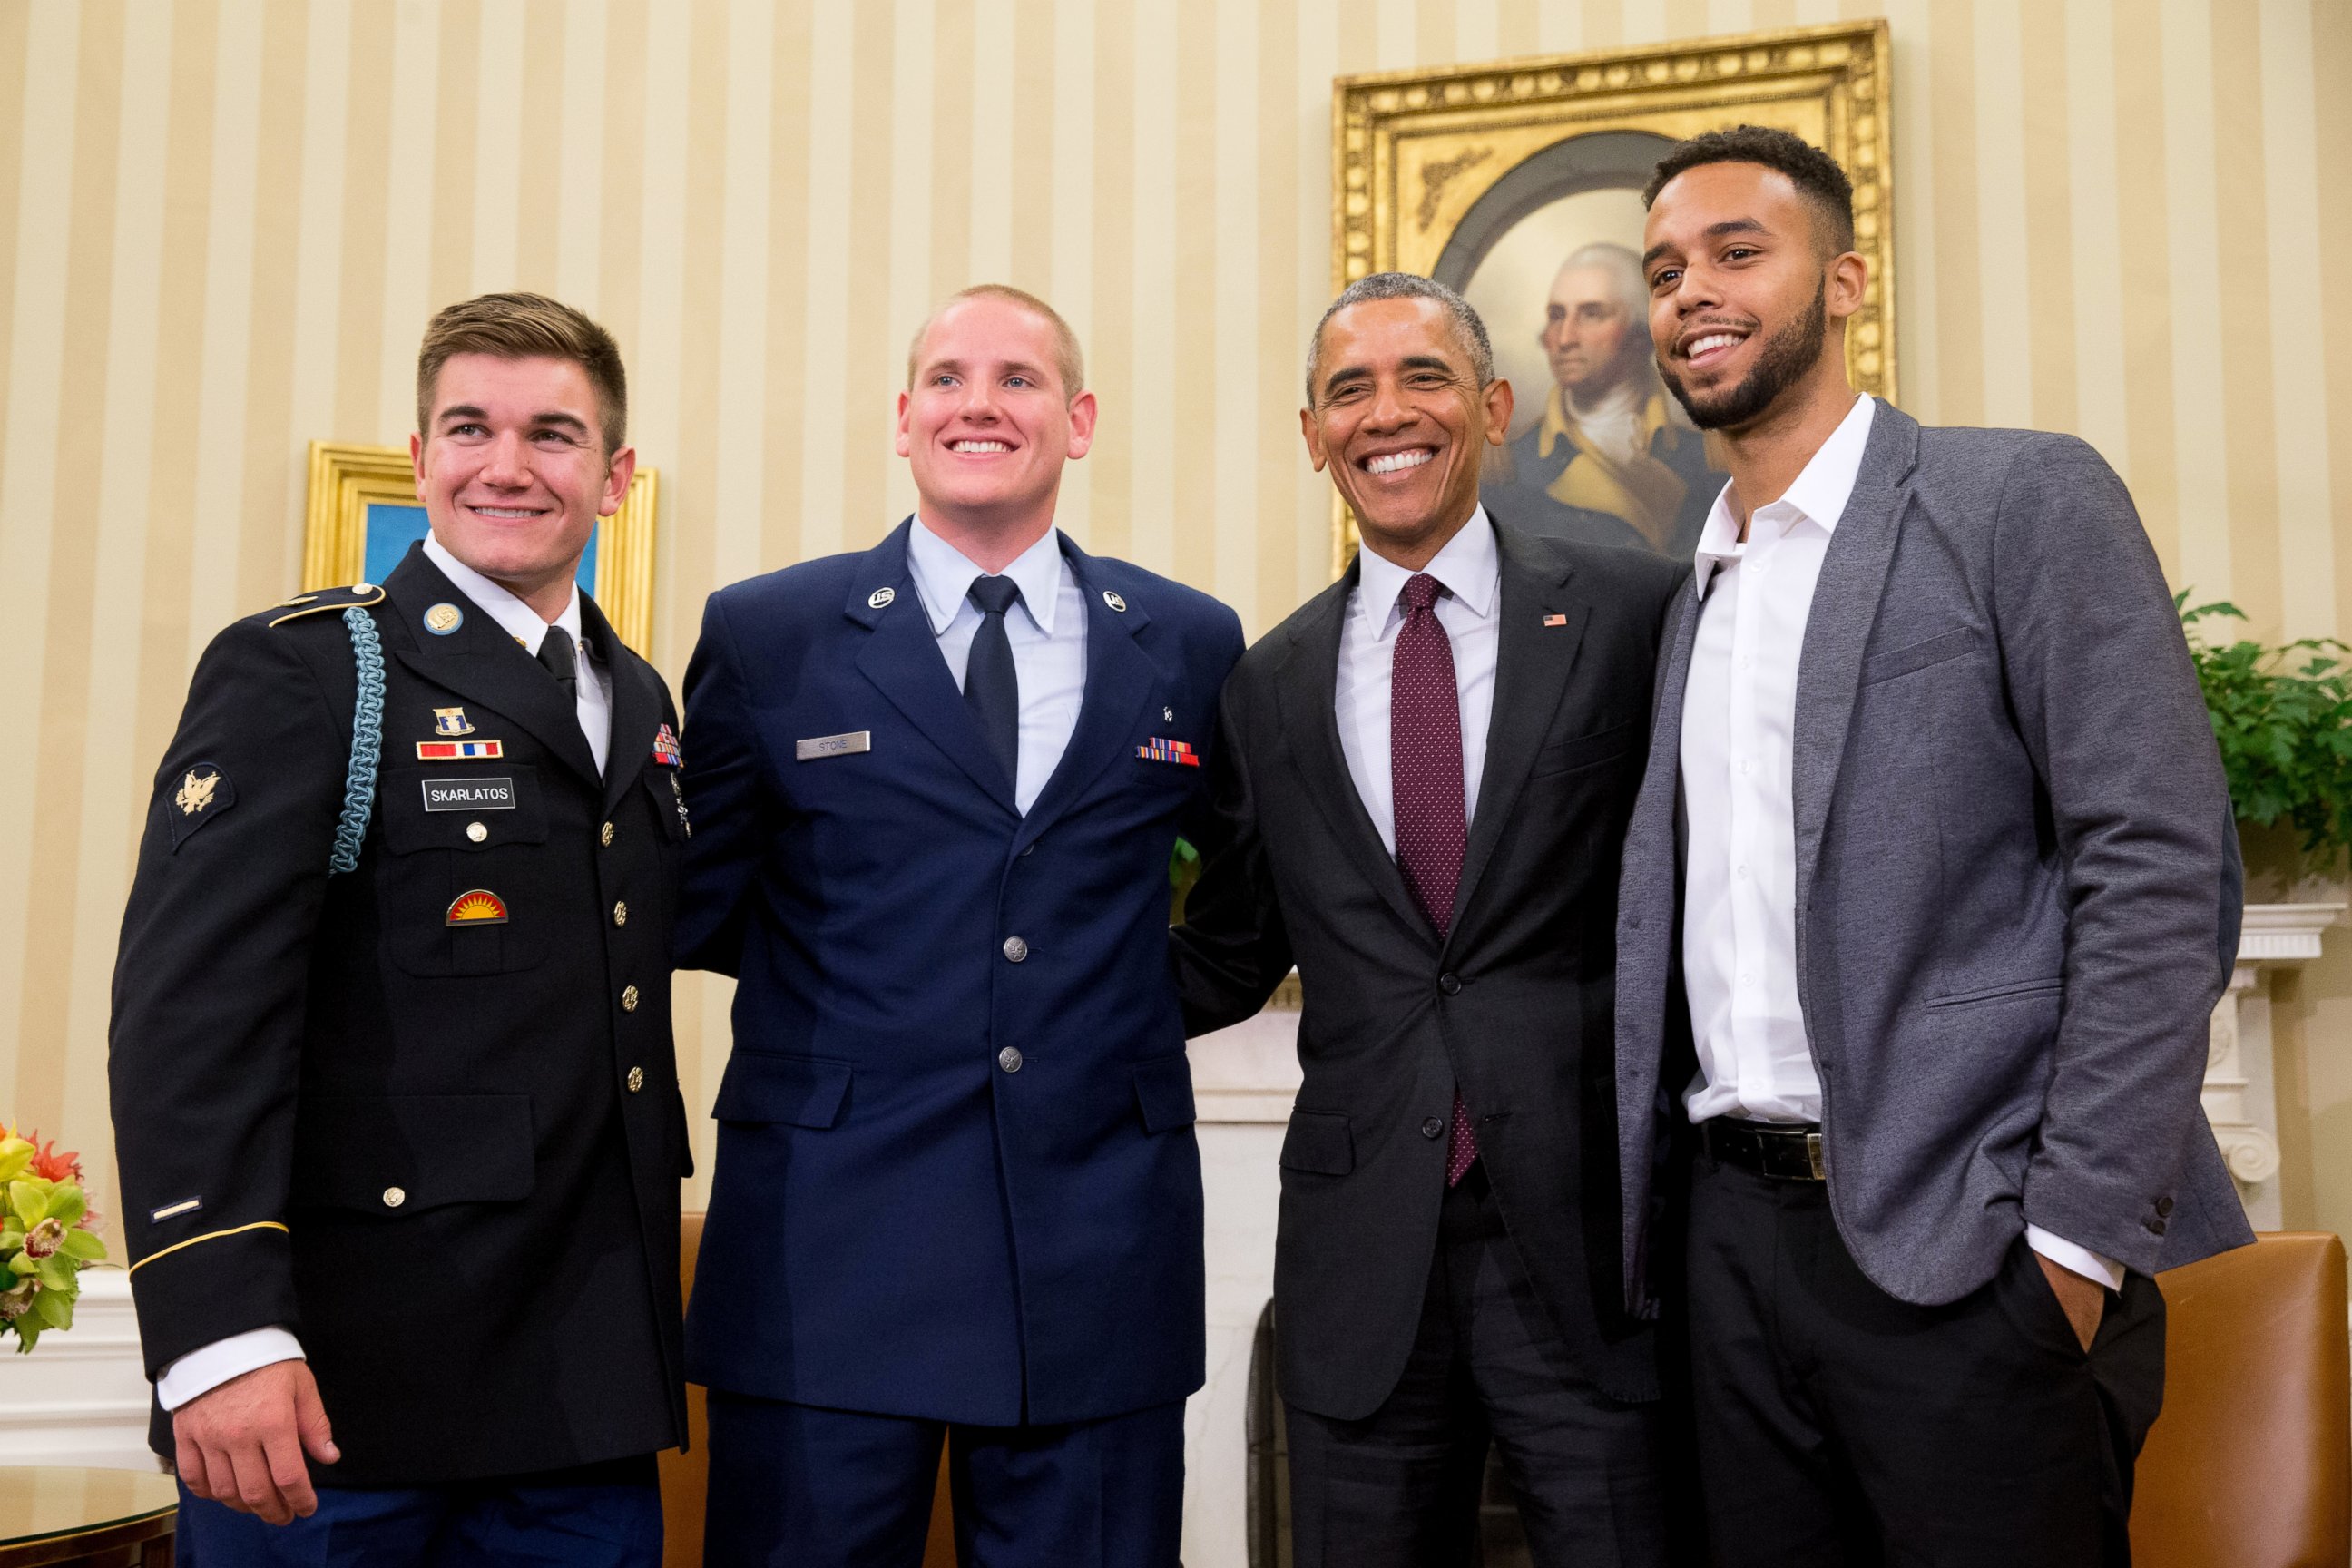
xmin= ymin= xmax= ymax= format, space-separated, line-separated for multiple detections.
xmin=1805 ymin=1132 xmax=1827 ymax=1181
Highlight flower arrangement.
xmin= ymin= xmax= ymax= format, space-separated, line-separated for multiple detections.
xmin=0 ymin=1129 xmax=108 ymax=1350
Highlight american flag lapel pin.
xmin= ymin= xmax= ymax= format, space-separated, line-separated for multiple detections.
xmin=1542 ymin=613 xmax=1569 ymax=628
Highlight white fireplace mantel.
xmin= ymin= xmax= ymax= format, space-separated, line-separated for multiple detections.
xmin=2209 ymin=901 xmax=2344 ymax=1230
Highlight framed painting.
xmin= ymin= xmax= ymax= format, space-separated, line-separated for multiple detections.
xmin=301 ymin=441 xmax=660 ymax=653
xmin=1328 ymin=21 xmax=1895 ymax=573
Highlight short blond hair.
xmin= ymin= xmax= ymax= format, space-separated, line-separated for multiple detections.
xmin=906 ymin=284 xmax=1085 ymax=398
xmin=416 ymin=291 xmax=628 ymax=454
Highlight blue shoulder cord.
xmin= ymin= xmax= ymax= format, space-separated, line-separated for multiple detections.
xmin=328 ymin=605 xmax=385 ymax=875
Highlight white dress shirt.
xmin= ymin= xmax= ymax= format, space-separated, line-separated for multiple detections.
xmin=905 ymin=516 xmax=1088 ymax=815
xmin=1335 ymin=508 xmax=1501 ymax=853
xmin=154 ymin=534 xmax=621 ymax=1412
xmin=1676 ymin=396 xmax=2121 ymax=1291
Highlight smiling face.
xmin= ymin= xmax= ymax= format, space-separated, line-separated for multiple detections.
xmin=1542 ymin=264 xmax=1647 ymax=401
xmin=1302 ymin=296 xmax=1513 ymax=568
xmin=410 ymin=353 xmax=632 ymax=612
xmin=897 ymin=295 xmax=1097 ymax=546
xmin=1642 ymin=160 xmax=1864 ymax=432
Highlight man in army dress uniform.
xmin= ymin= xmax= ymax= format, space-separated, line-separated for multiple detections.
xmin=1483 ymin=242 xmax=1720 ymax=559
xmin=110 ymin=293 xmax=690 ymax=1564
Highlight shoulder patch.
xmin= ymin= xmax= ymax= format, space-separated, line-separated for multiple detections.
xmin=166 ymin=763 xmax=235 ymax=848
xmin=268 ymin=583 xmax=386 ymax=628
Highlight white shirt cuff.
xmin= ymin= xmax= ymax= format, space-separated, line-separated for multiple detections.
xmin=2024 ymin=1226 xmax=2126 ymax=1293
xmin=155 ymin=1328 xmax=306 ymax=1412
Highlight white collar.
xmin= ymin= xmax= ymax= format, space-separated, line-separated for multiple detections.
xmin=1357 ymin=505 xmax=1501 ymax=626
xmin=423 ymin=532 xmax=586 ymax=658
xmin=1691 ymin=394 xmax=1877 ymax=598
xmin=905 ymin=515 xmax=1067 ymax=637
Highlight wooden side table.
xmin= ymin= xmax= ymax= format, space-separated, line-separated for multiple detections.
xmin=0 ymin=1469 xmax=176 ymax=1567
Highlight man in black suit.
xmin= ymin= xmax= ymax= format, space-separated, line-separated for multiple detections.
xmin=110 ymin=293 xmax=688 ymax=1565
xmin=1174 ymin=273 xmax=1685 ymax=1566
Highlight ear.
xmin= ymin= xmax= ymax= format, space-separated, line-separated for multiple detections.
xmin=409 ymin=433 xmax=426 ymax=498
xmin=1826 ymin=250 xmax=1869 ymax=325
xmin=1064 ymin=389 xmax=1099 ymax=460
xmin=1298 ymin=406 xmax=1328 ymax=474
xmin=1481 ymin=377 xmax=1514 ymax=447
xmin=599 ymin=445 xmax=637 ymax=518
xmin=894 ymin=390 xmax=914 ymax=458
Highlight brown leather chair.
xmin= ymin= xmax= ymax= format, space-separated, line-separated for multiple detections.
xmin=661 ymin=1212 xmax=957 ymax=1567
xmin=2132 ymin=1231 xmax=2350 ymax=1568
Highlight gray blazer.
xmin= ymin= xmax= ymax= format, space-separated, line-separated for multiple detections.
xmin=1613 ymin=399 xmax=2252 ymax=1313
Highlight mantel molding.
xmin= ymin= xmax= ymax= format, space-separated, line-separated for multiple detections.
xmin=2236 ymin=902 xmax=2347 ymax=968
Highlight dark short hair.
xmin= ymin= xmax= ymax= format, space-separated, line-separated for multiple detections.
xmin=1305 ymin=272 xmax=1494 ymax=405
xmin=1641 ymin=125 xmax=1857 ymax=254
xmin=416 ymin=292 xmax=628 ymax=454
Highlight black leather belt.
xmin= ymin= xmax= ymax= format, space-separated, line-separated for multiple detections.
xmin=1701 ymin=1118 xmax=1827 ymax=1181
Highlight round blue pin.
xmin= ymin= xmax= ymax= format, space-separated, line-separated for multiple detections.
xmin=424 ymin=602 xmax=465 ymax=635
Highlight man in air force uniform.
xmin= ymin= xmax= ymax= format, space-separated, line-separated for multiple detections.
xmin=110 ymin=293 xmax=689 ymax=1565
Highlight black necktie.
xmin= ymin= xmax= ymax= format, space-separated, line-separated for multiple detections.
xmin=964 ymin=575 xmax=1023 ymax=789
xmin=537 ymin=625 xmax=579 ymax=701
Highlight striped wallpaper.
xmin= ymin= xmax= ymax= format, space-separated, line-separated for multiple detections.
xmin=5 ymin=0 xmax=2351 ymax=1231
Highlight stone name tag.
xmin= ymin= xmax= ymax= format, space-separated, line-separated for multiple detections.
xmin=421 ymin=776 xmax=517 ymax=811
xmin=795 ymin=730 xmax=872 ymax=761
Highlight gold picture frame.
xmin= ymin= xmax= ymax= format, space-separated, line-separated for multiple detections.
xmin=301 ymin=441 xmax=660 ymax=654
xmin=1329 ymin=21 xmax=1896 ymax=573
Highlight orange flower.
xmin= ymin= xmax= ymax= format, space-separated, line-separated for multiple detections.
xmin=23 ymin=1136 xmax=79 ymax=1184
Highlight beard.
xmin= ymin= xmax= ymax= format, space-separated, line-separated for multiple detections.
xmin=1660 ymin=279 xmax=1827 ymax=431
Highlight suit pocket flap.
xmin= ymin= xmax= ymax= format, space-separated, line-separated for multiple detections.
xmin=1533 ymin=720 xmax=1639 ymax=779
xmin=1280 ymin=1109 xmax=1354 ymax=1175
xmin=378 ymin=765 xmax=551 ymax=854
xmin=294 ymin=1093 xmax=535 ymax=1213
xmin=1861 ymin=628 xmax=1978 ymax=684
xmin=1133 ymin=1054 xmax=1197 ymax=1133
xmin=712 ymin=1053 xmax=852 ymax=1129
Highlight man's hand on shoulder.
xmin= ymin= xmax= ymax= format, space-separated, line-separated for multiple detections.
xmin=172 ymin=1360 xmax=339 ymax=1525
xmin=2035 ymin=1252 xmax=2107 ymax=1352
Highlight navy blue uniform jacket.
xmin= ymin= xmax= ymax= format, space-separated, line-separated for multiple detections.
xmin=677 ymin=521 xmax=1246 ymax=1426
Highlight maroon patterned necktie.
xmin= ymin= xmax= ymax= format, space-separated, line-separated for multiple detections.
xmin=1390 ymin=573 xmax=1479 ymax=1187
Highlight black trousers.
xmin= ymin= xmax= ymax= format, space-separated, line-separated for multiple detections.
xmin=1284 ymin=1163 xmax=1672 ymax=1568
xmin=1685 ymin=1151 xmax=2166 ymax=1568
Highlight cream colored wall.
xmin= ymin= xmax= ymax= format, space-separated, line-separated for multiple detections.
xmin=4 ymin=0 xmax=2349 ymax=1230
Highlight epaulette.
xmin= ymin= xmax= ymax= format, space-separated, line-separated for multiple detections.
xmin=268 ymin=582 xmax=387 ymax=628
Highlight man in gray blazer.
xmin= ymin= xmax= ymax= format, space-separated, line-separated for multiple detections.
xmin=1615 ymin=125 xmax=2249 ymax=1566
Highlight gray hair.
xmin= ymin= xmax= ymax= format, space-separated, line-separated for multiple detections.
xmin=1304 ymin=272 xmax=1494 ymax=405
xmin=1552 ymin=242 xmax=1648 ymax=332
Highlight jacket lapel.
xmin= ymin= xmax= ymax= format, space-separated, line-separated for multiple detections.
xmin=1013 ymin=537 xmax=1159 ymax=853
xmin=848 ymin=521 xmax=1020 ymax=818
xmin=1272 ymin=564 xmax=1430 ymax=941
xmin=582 ymin=591 xmax=664 ymax=813
xmin=1789 ymin=400 xmax=1920 ymax=916
xmin=1447 ymin=527 xmax=1589 ymax=943
xmin=382 ymin=545 xmax=603 ymax=788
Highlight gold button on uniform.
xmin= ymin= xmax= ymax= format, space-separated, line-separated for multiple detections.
xmin=466 ymin=821 xmax=488 ymax=843
xmin=626 ymin=1065 xmax=645 ymax=1093
xmin=612 ymin=901 xmax=629 ymax=928
xmin=382 ymin=1187 xmax=407 ymax=1209
xmin=601 ymin=821 xmax=615 ymax=847
xmin=622 ymin=985 xmax=640 ymax=1012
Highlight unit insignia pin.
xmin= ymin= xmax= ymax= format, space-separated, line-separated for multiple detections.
xmin=425 ymin=603 xmax=465 ymax=635
xmin=1163 ymin=706 xmax=1174 ymax=722
xmin=868 ymin=587 xmax=896 ymax=610
xmin=1102 ymin=591 xmax=1128 ymax=612
xmin=445 ymin=888 xmax=509 ymax=926
xmin=433 ymin=707 xmax=475 ymax=737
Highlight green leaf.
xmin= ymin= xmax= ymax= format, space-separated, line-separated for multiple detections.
xmin=7 ymin=1182 xmax=47 ymax=1228
xmin=0 ymin=1149 xmax=31 ymax=1186
xmin=59 ymin=1230 xmax=104 ymax=1262
xmin=31 ymin=1289 xmax=69 ymax=1328
xmin=7 ymin=1254 xmax=38 ymax=1278
xmin=43 ymin=1185 xmax=82 ymax=1229
xmin=34 ymin=1258 xmax=74 ymax=1294
xmin=15 ymin=1319 xmax=42 ymax=1352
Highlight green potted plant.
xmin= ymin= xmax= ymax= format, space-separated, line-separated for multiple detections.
xmin=2181 ymin=597 xmax=2352 ymax=897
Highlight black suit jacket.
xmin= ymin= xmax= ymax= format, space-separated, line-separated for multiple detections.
xmin=109 ymin=543 xmax=690 ymax=1484
xmin=1173 ymin=517 xmax=1684 ymax=1417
